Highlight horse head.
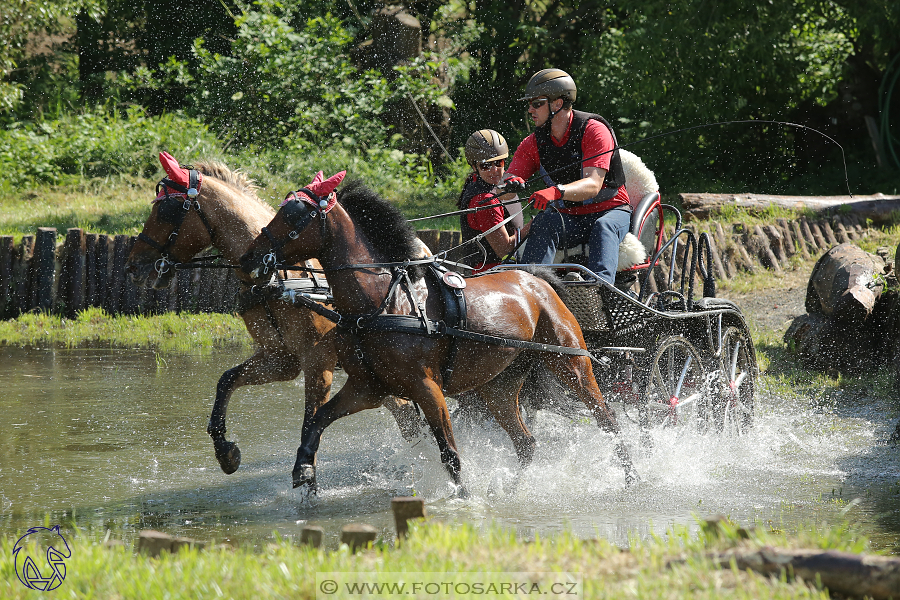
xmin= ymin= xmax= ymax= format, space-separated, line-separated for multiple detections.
xmin=127 ymin=151 xmax=216 ymax=289
xmin=240 ymin=170 xmax=345 ymax=284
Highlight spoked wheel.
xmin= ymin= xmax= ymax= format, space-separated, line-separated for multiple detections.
xmin=639 ymin=335 xmax=711 ymax=433
xmin=711 ymin=326 xmax=756 ymax=434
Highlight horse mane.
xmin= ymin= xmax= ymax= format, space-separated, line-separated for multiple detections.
xmin=192 ymin=160 xmax=265 ymax=206
xmin=337 ymin=179 xmax=424 ymax=279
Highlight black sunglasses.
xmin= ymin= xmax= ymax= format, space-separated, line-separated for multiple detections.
xmin=528 ymin=98 xmax=549 ymax=109
xmin=477 ymin=160 xmax=505 ymax=170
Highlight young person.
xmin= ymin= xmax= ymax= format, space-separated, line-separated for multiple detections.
xmin=457 ymin=129 xmax=528 ymax=273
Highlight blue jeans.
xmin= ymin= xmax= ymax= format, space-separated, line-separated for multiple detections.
xmin=521 ymin=207 xmax=631 ymax=284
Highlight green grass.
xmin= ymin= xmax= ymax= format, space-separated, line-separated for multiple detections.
xmin=0 ymin=307 xmax=251 ymax=353
xmin=0 ymin=519 xmax=871 ymax=599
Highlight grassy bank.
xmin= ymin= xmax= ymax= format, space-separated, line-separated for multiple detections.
xmin=0 ymin=520 xmax=870 ymax=599
xmin=0 ymin=307 xmax=251 ymax=353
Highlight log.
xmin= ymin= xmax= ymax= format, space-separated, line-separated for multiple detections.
xmin=15 ymin=236 xmax=34 ymax=314
xmin=805 ymin=243 xmax=885 ymax=321
xmin=713 ymin=223 xmax=736 ymax=278
xmin=708 ymin=546 xmax=900 ymax=600
xmin=788 ymin=221 xmax=811 ymax=259
xmin=392 ymin=496 xmax=426 ymax=539
xmin=300 ymin=526 xmax=323 ymax=548
xmin=751 ymin=225 xmax=782 ymax=272
xmin=32 ymin=228 xmax=57 ymax=312
xmin=820 ymin=220 xmax=839 ymax=246
xmin=679 ymin=192 xmax=900 ymax=223
xmin=762 ymin=225 xmax=788 ymax=264
xmin=61 ymin=228 xmax=86 ymax=318
xmin=775 ymin=219 xmax=795 ymax=258
xmin=0 ymin=236 xmax=13 ymax=318
xmin=831 ymin=218 xmax=850 ymax=244
xmin=799 ymin=219 xmax=820 ymax=253
xmin=340 ymin=523 xmax=378 ymax=552
xmin=808 ymin=220 xmax=828 ymax=250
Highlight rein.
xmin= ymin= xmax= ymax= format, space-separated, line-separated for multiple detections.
xmin=274 ymin=268 xmax=601 ymax=361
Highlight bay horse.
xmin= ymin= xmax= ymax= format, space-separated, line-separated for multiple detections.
xmin=126 ymin=153 xmax=422 ymax=478
xmin=239 ymin=173 xmax=638 ymax=492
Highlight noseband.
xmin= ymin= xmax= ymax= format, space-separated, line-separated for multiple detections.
xmin=138 ymin=169 xmax=215 ymax=275
xmin=257 ymin=187 xmax=333 ymax=275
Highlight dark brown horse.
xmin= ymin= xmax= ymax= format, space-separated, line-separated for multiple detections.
xmin=240 ymin=175 xmax=637 ymax=492
xmin=126 ymin=154 xmax=422 ymax=478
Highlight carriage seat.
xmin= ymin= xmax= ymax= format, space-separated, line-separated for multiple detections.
xmin=543 ymin=190 xmax=662 ymax=272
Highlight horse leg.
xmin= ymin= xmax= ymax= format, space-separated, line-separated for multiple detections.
xmin=543 ymin=353 xmax=639 ymax=485
xmin=207 ymin=351 xmax=301 ymax=474
xmin=293 ymin=376 xmax=386 ymax=490
xmin=476 ymin=354 xmax=536 ymax=467
xmin=402 ymin=379 xmax=464 ymax=488
xmin=383 ymin=396 xmax=423 ymax=442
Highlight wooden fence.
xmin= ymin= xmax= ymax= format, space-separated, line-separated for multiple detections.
xmin=0 ymin=217 xmax=872 ymax=320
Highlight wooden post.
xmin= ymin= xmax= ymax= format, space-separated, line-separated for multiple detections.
xmin=198 ymin=267 xmax=215 ymax=313
xmin=775 ymin=219 xmax=796 ymax=258
xmin=819 ymin=220 xmax=839 ymax=247
xmin=176 ymin=269 xmax=194 ymax=313
xmin=417 ymin=230 xmax=440 ymax=254
xmin=789 ymin=221 xmax=812 ymax=259
xmin=340 ymin=523 xmax=378 ymax=552
xmin=61 ymin=228 xmax=86 ymax=318
xmin=392 ymin=496 xmax=426 ymax=539
xmin=799 ymin=219 xmax=819 ymax=253
xmin=32 ymin=228 xmax=57 ymax=312
xmin=808 ymin=220 xmax=828 ymax=250
xmin=300 ymin=526 xmax=324 ymax=548
xmin=751 ymin=225 xmax=781 ymax=272
xmin=762 ymin=225 xmax=788 ymax=264
xmin=137 ymin=530 xmax=204 ymax=557
xmin=120 ymin=237 xmax=140 ymax=315
xmin=95 ymin=235 xmax=109 ymax=310
xmin=831 ymin=218 xmax=850 ymax=244
xmin=713 ymin=223 xmax=736 ymax=278
xmin=85 ymin=234 xmax=98 ymax=307
xmin=0 ymin=236 xmax=13 ymax=319
xmin=15 ymin=236 xmax=34 ymax=314
xmin=107 ymin=234 xmax=130 ymax=314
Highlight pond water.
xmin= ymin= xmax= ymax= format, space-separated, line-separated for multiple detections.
xmin=2 ymin=346 xmax=899 ymax=552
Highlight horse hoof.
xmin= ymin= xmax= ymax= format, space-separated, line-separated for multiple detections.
xmin=292 ymin=464 xmax=317 ymax=491
xmin=213 ymin=438 xmax=242 ymax=474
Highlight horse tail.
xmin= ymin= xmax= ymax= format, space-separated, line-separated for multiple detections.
xmin=517 ymin=265 xmax=568 ymax=302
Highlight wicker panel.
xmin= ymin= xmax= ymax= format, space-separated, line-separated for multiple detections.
xmin=563 ymin=286 xmax=610 ymax=332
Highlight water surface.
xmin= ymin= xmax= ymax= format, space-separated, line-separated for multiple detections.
xmin=2 ymin=346 xmax=898 ymax=551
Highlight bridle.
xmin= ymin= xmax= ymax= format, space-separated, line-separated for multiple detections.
xmin=138 ymin=169 xmax=215 ymax=276
xmin=256 ymin=187 xmax=335 ymax=276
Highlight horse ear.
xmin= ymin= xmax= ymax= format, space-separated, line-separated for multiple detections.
xmin=310 ymin=171 xmax=325 ymax=186
xmin=159 ymin=151 xmax=188 ymax=186
xmin=308 ymin=170 xmax=346 ymax=198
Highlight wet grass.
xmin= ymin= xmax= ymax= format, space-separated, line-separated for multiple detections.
xmin=0 ymin=519 xmax=871 ymax=599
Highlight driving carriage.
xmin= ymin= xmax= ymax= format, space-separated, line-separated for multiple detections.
xmin=499 ymin=188 xmax=758 ymax=437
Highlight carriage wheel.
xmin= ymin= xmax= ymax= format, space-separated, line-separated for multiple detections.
xmin=639 ymin=335 xmax=711 ymax=433
xmin=711 ymin=326 xmax=756 ymax=434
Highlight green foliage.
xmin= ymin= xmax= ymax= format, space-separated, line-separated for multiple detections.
xmin=575 ymin=0 xmax=857 ymax=194
xmin=0 ymin=106 xmax=221 ymax=188
xmin=185 ymin=3 xmax=451 ymax=155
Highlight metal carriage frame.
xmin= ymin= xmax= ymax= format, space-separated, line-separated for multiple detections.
xmin=497 ymin=192 xmax=758 ymax=436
